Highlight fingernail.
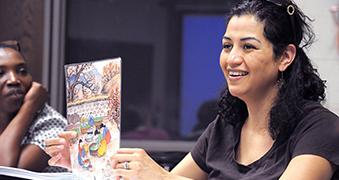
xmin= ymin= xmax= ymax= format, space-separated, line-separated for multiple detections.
xmin=59 ymin=139 xmax=65 ymax=143
xmin=71 ymin=131 xmax=77 ymax=137
xmin=56 ymin=153 xmax=61 ymax=159
xmin=57 ymin=145 xmax=63 ymax=150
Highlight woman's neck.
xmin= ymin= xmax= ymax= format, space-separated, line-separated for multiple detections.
xmin=243 ymin=89 xmax=278 ymax=133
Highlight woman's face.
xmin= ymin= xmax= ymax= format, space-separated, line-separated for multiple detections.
xmin=0 ymin=48 xmax=32 ymax=114
xmin=220 ymin=15 xmax=280 ymax=102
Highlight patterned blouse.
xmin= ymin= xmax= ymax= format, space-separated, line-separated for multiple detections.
xmin=21 ymin=103 xmax=68 ymax=172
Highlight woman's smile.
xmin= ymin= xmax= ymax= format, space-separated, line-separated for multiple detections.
xmin=228 ymin=71 xmax=249 ymax=77
xmin=228 ymin=70 xmax=249 ymax=81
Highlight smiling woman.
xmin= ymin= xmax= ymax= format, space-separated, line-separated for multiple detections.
xmin=0 ymin=41 xmax=68 ymax=172
xmin=212 ymin=0 xmax=338 ymax=179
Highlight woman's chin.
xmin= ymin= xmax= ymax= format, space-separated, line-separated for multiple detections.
xmin=3 ymin=101 xmax=22 ymax=114
xmin=228 ymin=88 xmax=243 ymax=98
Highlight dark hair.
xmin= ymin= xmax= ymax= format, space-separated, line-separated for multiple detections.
xmin=0 ymin=40 xmax=21 ymax=51
xmin=0 ymin=41 xmax=25 ymax=59
xmin=219 ymin=0 xmax=326 ymax=139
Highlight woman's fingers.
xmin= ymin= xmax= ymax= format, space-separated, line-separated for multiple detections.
xmin=111 ymin=148 xmax=144 ymax=169
xmin=110 ymin=148 xmax=141 ymax=179
xmin=47 ymin=151 xmax=72 ymax=170
xmin=59 ymin=131 xmax=77 ymax=140
xmin=44 ymin=131 xmax=76 ymax=170
xmin=45 ymin=139 xmax=64 ymax=156
xmin=110 ymin=148 xmax=167 ymax=180
xmin=45 ymin=131 xmax=76 ymax=155
xmin=114 ymin=161 xmax=133 ymax=170
xmin=45 ymin=138 xmax=64 ymax=147
xmin=111 ymin=167 xmax=132 ymax=180
xmin=45 ymin=131 xmax=76 ymax=148
xmin=47 ymin=153 xmax=62 ymax=166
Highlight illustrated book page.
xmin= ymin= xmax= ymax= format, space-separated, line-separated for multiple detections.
xmin=64 ymin=57 xmax=121 ymax=180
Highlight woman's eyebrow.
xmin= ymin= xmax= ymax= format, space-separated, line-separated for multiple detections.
xmin=16 ymin=62 xmax=27 ymax=67
xmin=223 ymin=36 xmax=261 ymax=43
xmin=223 ymin=36 xmax=232 ymax=41
xmin=240 ymin=37 xmax=261 ymax=43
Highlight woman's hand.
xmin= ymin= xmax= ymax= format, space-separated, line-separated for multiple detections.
xmin=45 ymin=131 xmax=77 ymax=170
xmin=110 ymin=148 xmax=174 ymax=180
xmin=23 ymin=81 xmax=49 ymax=111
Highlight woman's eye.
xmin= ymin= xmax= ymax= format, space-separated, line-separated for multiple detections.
xmin=18 ymin=68 xmax=28 ymax=75
xmin=222 ymin=44 xmax=232 ymax=50
xmin=244 ymin=44 xmax=256 ymax=50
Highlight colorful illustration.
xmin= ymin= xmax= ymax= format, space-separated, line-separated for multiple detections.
xmin=64 ymin=57 xmax=121 ymax=180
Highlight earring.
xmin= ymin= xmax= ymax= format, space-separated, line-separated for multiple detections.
xmin=277 ymin=71 xmax=285 ymax=90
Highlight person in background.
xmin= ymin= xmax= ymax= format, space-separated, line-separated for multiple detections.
xmin=0 ymin=40 xmax=68 ymax=172
xmin=45 ymin=0 xmax=339 ymax=179
xmin=184 ymin=99 xmax=220 ymax=141
xmin=120 ymin=108 xmax=170 ymax=140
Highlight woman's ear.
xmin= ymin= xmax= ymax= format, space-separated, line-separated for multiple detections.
xmin=278 ymin=44 xmax=296 ymax=72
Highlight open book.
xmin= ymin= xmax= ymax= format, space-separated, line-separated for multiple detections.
xmin=0 ymin=166 xmax=83 ymax=180
xmin=64 ymin=57 xmax=122 ymax=180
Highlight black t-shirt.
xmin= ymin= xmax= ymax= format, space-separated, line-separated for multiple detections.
xmin=191 ymin=100 xmax=339 ymax=180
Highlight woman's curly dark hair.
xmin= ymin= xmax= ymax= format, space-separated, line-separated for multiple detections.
xmin=218 ymin=0 xmax=326 ymax=140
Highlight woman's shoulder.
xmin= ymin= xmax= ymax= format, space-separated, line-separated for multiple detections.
xmin=293 ymin=100 xmax=339 ymax=139
xmin=35 ymin=104 xmax=67 ymax=124
xmin=208 ymin=115 xmax=239 ymax=131
xmin=201 ymin=114 xmax=242 ymax=142
xmin=30 ymin=103 xmax=67 ymax=132
xmin=301 ymin=100 xmax=339 ymax=122
xmin=289 ymin=100 xmax=339 ymax=168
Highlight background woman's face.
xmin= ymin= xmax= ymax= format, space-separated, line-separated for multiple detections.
xmin=220 ymin=15 xmax=280 ymax=102
xmin=0 ymin=48 xmax=32 ymax=114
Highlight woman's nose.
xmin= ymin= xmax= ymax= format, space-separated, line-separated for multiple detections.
xmin=6 ymin=71 xmax=20 ymax=85
xmin=227 ymin=48 xmax=243 ymax=67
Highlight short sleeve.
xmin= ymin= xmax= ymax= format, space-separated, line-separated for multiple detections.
xmin=21 ymin=104 xmax=68 ymax=150
xmin=191 ymin=122 xmax=213 ymax=173
xmin=291 ymin=108 xmax=339 ymax=166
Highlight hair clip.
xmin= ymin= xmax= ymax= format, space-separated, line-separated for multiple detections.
xmin=287 ymin=4 xmax=295 ymax=15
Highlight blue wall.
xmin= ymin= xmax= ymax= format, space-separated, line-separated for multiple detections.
xmin=180 ymin=15 xmax=226 ymax=135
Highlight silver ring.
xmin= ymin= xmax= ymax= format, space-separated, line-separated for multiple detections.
xmin=124 ymin=161 xmax=129 ymax=170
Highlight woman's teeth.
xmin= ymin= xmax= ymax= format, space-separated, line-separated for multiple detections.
xmin=229 ymin=71 xmax=249 ymax=76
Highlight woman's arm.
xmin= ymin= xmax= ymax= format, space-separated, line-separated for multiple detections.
xmin=0 ymin=82 xmax=49 ymax=171
xmin=18 ymin=144 xmax=51 ymax=171
xmin=110 ymin=149 xmax=208 ymax=180
xmin=171 ymin=152 xmax=208 ymax=180
xmin=280 ymin=154 xmax=337 ymax=180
